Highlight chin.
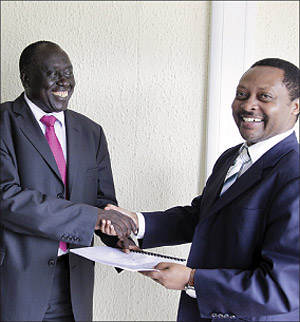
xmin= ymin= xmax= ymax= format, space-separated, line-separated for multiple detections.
xmin=50 ymin=103 xmax=69 ymax=112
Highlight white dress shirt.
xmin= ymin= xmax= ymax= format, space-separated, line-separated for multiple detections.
xmin=24 ymin=93 xmax=68 ymax=256
xmin=24 ymin=93 xmax=67 ymax=162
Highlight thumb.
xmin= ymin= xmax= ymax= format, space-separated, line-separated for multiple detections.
xmin=154 ymin=262 xmax=170 ymax=270
xmin=104 ymin=204 xmax=116 ymax=211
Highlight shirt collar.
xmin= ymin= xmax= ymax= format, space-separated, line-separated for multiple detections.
xmin=24 ymin=92 xmax=65 ymax=127
xmin=244 ymin=129 xmax=294 ymax=164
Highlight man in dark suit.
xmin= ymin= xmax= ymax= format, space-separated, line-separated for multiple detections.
xmin=0 ymin=41 xmax=136 ymax=321
xmin=104 ymin=58 xmax=299 ymax=321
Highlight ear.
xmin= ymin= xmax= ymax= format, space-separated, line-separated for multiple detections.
xmin=291 ymin=98 xmax=299 ymax=116
xmin=20 ymin=70 xmax=30 ymax=88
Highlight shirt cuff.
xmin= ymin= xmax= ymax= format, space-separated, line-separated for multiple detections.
xmin=135 ymin=212 xmax=145 ymax=239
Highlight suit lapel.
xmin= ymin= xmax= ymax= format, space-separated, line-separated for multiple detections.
xmin=65 ymin=110 xmax=81 ymax=199
xmin=201 ymin=151 xmax=238 ymax=214
xmin=13 ymin=95 xmax=63 ymax=183
xmin=200 ymin=133 xmax=298 ymax=222
xmin=207 ymin=159 xmax=264 ymax=217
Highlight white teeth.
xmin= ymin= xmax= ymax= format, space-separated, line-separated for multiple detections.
xmin=53 ymin=91 xmax=68 ymax=98
xmin=242 ymin=117 xmax=262 ymax=123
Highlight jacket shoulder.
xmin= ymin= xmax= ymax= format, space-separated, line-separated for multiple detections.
xmin=66 ymin=109 xmax=103 ymax=130
xmin=0 ymin=100 xmax=15 ymax=115
xmin=0 ymin=94 xmax=25 ymax=118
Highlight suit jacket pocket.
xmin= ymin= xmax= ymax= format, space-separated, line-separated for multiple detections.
xmin=0 ymin=248 xmax=5 ymax=265
xmin=228 ymin=205 xmax=264 ymax=223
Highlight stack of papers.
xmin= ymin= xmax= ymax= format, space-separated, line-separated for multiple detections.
xmin=70 ymin=246 xmax=186 ymax=271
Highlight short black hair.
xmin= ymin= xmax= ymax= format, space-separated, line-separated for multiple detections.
xmin=19 ymin=40 xmax=59 ymax=73
xmin=251 ymin=58 xmax=299 ymax=102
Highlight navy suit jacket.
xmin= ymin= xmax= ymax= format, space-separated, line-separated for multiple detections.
xmin=0 ymin=94 xmax=117 ymax=321
xmin=142 ymin=133 xmax=299 ymax=321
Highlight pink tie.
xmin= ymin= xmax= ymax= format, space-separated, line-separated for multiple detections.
xmin=40 ymin=115 xmax=68 ymax=252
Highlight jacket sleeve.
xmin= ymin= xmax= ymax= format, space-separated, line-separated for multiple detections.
xmin=141 ymin=195 xmax=202 ymax=248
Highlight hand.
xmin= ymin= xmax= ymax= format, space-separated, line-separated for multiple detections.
xmin=95 ymin=209 xmax=137 ymax=242
xmin=104 ymin=204 xmax=139 ymax=230
xmin=115 ymin=237 xmax=142 ymax=254
xmin=100 ymin=219 xmax=117 ymax=236
xmin=141 ymin=263 xmax=192 ymax=290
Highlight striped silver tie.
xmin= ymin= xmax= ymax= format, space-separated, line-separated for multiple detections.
xmin=220 ymin=146 xmax=251 ymax=196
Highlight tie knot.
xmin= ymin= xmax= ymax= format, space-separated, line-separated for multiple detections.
xmin=40 ymin=115 xmax=57 ymax=127
xmin=239 ymin=145 xmax=251 ymax=163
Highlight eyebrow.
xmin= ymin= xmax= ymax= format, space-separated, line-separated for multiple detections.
xmin=236 ymin=85 xmax=271 ymax=91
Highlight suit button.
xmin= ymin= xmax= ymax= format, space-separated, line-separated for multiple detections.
xmin=211 ymin=313 xmax=218 ymax=318
xmin=48 ymin=260 xmax=55 ymax=267
xmin=229 ymin=315 xmax=236 ymax=319
xmin=218 ymin=313 xmax=224 ymax=319
xmin=57 ymin=193 xmax=64 ymax=199
xmin=224 ymin=314 xmax=230 ymax=319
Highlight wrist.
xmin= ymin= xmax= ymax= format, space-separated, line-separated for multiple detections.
xmin=95 ymin=208 xmax=104 ymax=229
xmin=131 ymin=212 xmax=139 ymax=230
xmin=184 ymin=268 xmax=196 ymax=298
xmin=188 ymin=268 xmax=196 ymax=286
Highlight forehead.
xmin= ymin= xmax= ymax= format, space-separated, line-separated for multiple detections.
xmin=33 ymin=45 xmax=73 ymax=70
xmin=238 ymin=66 xmax=285 ymax=89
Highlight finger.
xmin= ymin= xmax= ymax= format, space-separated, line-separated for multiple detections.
xmin=105 ymin=204 xmax=117 ymax=211
xmin=128 ymin=244 xmax=141 ymax=251
xmin=99 ymin=219 xmax=106 ymax=232
xmin=121 ymin=247 xmax=130 ymax=254
xmin=100 ymin=220 xmax=116 ymax=236
xmin=116 ymin=239 xmax=131 ymax=253
xmin=122 ymin=237 xmax=130 ymax=250
xmin=109 ymin=225 xmax=117 ymax=236
xmin=154 ymin=262 xmax=170 ymax=270
xmin=141 ymin=270 xmax=160 ymax=280
xmin=111 ymin=224 xmax=126 ymax=241
xmin=103 ymin=220 xmax=110 ymax=234
xmin=98 ymin=219 xmax=110 ymax=233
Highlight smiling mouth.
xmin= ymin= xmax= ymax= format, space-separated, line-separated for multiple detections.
xmin=52 ymin=91 xmax=68 ymax=98
xmin=242 ymin=116 xmax=263 ymax=123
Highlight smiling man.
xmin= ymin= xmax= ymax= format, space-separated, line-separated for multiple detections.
xmin=102 ymin=58 xmax=299 ymax=321
xmin=20 ymin=43 xmax=76 ymax=113
xmin=232 ymin=64 xmax=299 ymax=145
xmin=0 ymin=41 xmax=136 ymax=322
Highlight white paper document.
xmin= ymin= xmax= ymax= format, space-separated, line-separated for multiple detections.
xmin=70 ymin=246 xmax=186 ymax=271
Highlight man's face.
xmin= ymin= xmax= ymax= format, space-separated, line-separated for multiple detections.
xmin=231 ymin=66 xmax=299 ymax=145
xmin=21 ymin=45 xmax=75 ymax=113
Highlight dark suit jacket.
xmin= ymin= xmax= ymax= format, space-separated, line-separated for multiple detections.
xmin=142 ymin=133 xmax=299 ymax=321
xmin=0 ymin=94 xmax=117 ymax=321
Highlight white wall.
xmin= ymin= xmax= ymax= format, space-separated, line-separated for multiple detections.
xmin=1 ymin=2 xmax=210 ymax=320
xmin=255 ymin=0 xmax=299 ymax=142
xmin=1 ymin=1 xmax=299 ymax=321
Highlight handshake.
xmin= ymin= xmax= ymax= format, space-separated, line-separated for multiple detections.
xmin=95 ymin=204 xmax=139 ymax=250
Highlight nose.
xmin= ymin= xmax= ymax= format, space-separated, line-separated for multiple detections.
xmin=56 ymin=76 xmax=70 ymax=87
xmin=56 ymin=73 xmax=70 ymax=87
xmin=241 ymin=96 xmax=258 ymax=111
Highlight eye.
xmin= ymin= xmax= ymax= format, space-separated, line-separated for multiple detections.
xmin=45 ymin=70 xmax=58 ymax=78
xmin=64 ymin=69 xmax=73 ymax=77
xmin=235 ymin=91 xmax=247 ymax=99
xmin=259 ymin=93 xmax=273 ymax=101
